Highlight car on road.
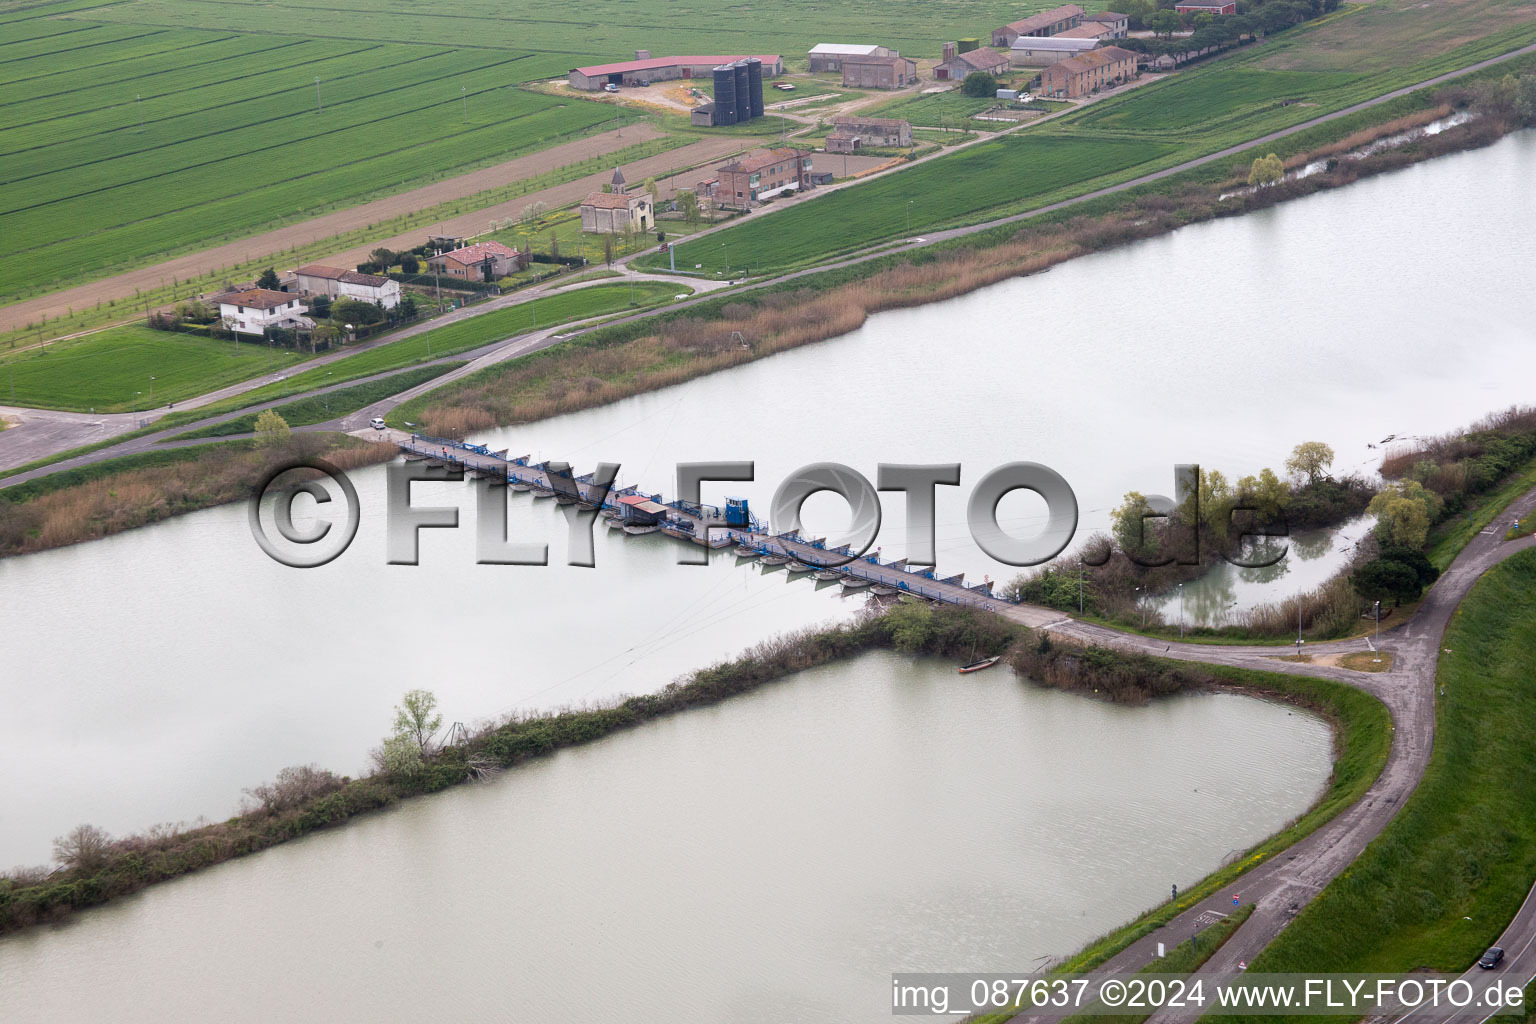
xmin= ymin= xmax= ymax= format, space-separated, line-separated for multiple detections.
xmin=1479 ymin=947 xmax=1504 ymax=968
xmin=370 ymin=417 xmax=386 ymax=431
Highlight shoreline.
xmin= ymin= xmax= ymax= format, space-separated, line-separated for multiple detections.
xmin=1 ymin=81 xmax=1531 ymax=563
xmin=0 ymin=605 xmax=1382 ymax=948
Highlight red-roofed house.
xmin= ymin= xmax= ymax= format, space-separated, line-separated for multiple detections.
xmin=426 ymin=240 xmax=524 ymax=283
xmin=580 ymin=188 xmax=653 ymax=233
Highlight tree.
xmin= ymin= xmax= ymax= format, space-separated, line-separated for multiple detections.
xmin=1121 ymin=0 xmax=1155 ymax=29
xmin=244 ymin=765 xmax=342 ymax=815
xmin=1149 ymin=9 xmax=1181 ymax=38
xmin=1517 ymin=73 xmax=1536 ymax=127
xmin=549 ymin=231 xmax=560 ymax=260
xmin=332 ymin=298 xmax=385 ymax=326
xmin=603 ymin=233 xmax=615 ymax=266
xmin=642 ymin=176 xmax=659 ymax=202
xmin=1248 ymin=153 xmax=1284 ymax=186
xmin=1380 ymin=544 xmax=1440 ymax=588
xmin=961 ymin=71 xmax=998 ymax=98
xmin=400 ymin=254 xmax=420 ymax=274
xmin=676 ymin=189 xmax=700 ymax=227
xmin=399 ymin=294 xmax=417 ymax=317
xmin=255 ymin=268 xmax=280 ymax=290
xmin=1285 ymin=441 xmax=1335 ymax=486
xmin=1235 ymin=467 xmax=1291 ymax=522
xmin=1367 ymin=479 xmax=1442 ymax=550
xmin=53 ymin=824 xmax=113 ymax=874
xmin=392 ymin=688 xmax=442 ymax=755
xmin=1351 ymin=556 xmax=1422 ymax=606
xmin=1111 ymin=490 xmax=1163 ymax=561
xmin=255 ymin=408 xmax=290 ymax=446
xmin=375 ymin=735 xmax=424 ymax=777
xmin=369 ymin=247 xmax=396 ymax=269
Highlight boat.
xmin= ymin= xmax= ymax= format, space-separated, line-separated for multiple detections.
xmin=870 ymin=584 xmax=898 ymax=597
xmin=785 ymin=562 xmax=814 ymax=574
xmin=734 ymin=546 xmax=762 ymax=559
xmin=530 ymin=488 xmax=556 ymax=499
xmin=555 ymin=495 xmax=579 ymax=505
xmin=623 ymin=523 xmax=662 ymax=535
xmin=958 ymin=655 xmax=1002 ymax=675
xmin=812 ymin=570 xmax=843 ymax=581
xmin=605 ymin=517 xmax=627 ymax=529
xmin=840 ymin=577 xmax=872 ymax=589
xmin=760 ymin=554 xmax=791 ymax=566
xmin=509 ymin=481 xmax=532 ymax=492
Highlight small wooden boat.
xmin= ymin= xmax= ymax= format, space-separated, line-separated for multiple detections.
xmin=530 ymin=488 xmax=556 ymax=499
xmin=735 ymin=546 xmax=762 ymax=559
xmin=404 ymin=451 xmax=428 ymax=461
xmin=785 ymin=561 xmax=814 ymax=574
xmin=509 ymin=481 xmax=532 ymax=492
xmin=812 ymin=570 xmax=843 ymax=581
xmin=840 ymin=577 xmax=872 ymax=589
xmin=760 ymin=554 xmax=791 ymax=566
xmin=870 ymin=584 xmax=898 ymax=597
xmin=605 ymin=517 xmax=627 ymax=529
xmin=958 ymin=655 xmax=1002 ymax=675
xmin=555 ymin=495 xmax=579 ymax=505
xmin=623 ymin=523 xmax=662 ymax=535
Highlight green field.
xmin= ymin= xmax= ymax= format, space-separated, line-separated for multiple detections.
xmin=1071 ymin=68 xmax=1361 ymax=137
xmin=1232 ymin=550 xmax=1536 ymax=998
xmin=0 ymin=324 xmax=302 ymax=412
xmin=648 ymin=135 xmax=1176 ymax=276
xmin=863 ymin=89 xmax=1012 ymax=127
xmin=0 ymin=12 xmax=634 ymax=302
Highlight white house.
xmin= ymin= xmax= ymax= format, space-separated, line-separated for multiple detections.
xmin=336 ymin=270 xmax=400 ymax=309
xmin=218 ymin=288 xmax=314 ymax=336
xmin=293 ymin=265 xmax=401 ymax=309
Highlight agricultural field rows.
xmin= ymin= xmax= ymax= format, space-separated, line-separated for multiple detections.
xmin=1 ymin=46 xmax=522 ymax=181
xmin=0 ymin=33 xmax=274 ymax=104
xmin=59 ymin=0 xmax=1047 ymax=60
xmin=863 ymin=90 xmax=1008 ymax=127
xmin=654 ymin=135 xmax=1176 ymax=276
xmin=0 ymin=22 xmax=637 ymax=300
xmin=1071 ymin=68 xmax=1362 ymax=137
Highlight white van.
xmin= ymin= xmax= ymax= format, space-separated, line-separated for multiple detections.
xmin=370 ymin=417 xmax=386 ymax=431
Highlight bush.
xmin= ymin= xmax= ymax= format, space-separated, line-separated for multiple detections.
xmin=243 ymin=765 xmax=344 ymax=815
xmin=962 ymin=71 xmax=998 ymax=98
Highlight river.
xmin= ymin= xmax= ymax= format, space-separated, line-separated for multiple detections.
xmin=0 ymin=128 xmax=1531 ymax=1012
xmin=0 ymin=653 xmax=1332 ymax=1023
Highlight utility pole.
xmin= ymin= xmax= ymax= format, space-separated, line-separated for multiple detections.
xmin=1179 ymin=583 xmax=1185 ymax=640
xmin=1373 ymin=600 xmax=1381 ymax=663
xmin=462 ymin=84 xmax=468 ymax=123
xmin=136 ymin=93 xmax=144 ymax=131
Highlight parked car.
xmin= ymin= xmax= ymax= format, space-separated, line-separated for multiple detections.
xmin=1479 ymin=947 xmax=1505 ymax=969
xmin=603 ymin=83 xmax=619 ymax=93
xmin=370 ymin=417 xmax=386 ymax=431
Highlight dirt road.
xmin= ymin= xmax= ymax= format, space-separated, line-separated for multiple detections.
xmin=0 ymin=125 xmax=746 ymax=337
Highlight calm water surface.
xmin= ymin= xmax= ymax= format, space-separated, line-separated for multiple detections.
xmin=0 ymin=654 xmax=1332 ymax=1023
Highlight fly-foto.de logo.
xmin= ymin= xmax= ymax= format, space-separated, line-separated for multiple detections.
xmin=249 ymin=458 xmax=1290 ymax=571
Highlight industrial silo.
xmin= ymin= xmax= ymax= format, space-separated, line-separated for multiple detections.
xmin=746 ymin=58 xmax=764 ymax=118
xmin=732 ymin=60 xmax=750 ymax=123
xmin=712 ymin=65 xmax=737 ymax=126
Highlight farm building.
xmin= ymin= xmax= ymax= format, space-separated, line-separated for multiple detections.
xmin=712 ymin=147 xmax=813 ymax=207
xmin=690 ymin=102 xmax=716 ymax=127
xmin=807 ymin=43 xmax=893 ymax=72
xmin=293 ymin=265 xmax=401 ymax=309
xmin=1010 ymin=35 xmax=1102 ymax=66
xmin=840 ymin=53 xmax=918 ymax=89
xmin=426 ymin=240 xmax=523 ymax=282
xmin=1084 ymin=11 xmax=1130 ymax=37
xmin=218 ymin=289 xmax=313 ymax=336
xmin=826 ymin=116 xmax=912 ymax=152
xmin=933 ymin=42 xmax=1011 ymax=80
xmin=1174 ymin=0 xmax=1236 ymax=11
xmin=567 ymin=53 xmax=783 ymax=90
xmin=1037 ymin=45 xmax=1137 ymax=97
xmin=580 ymin=188 xmax=653 ymax=234
xmin=991 ymin=5 xmax=1085 ymax=45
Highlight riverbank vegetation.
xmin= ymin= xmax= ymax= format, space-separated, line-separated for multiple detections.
xmin=1223 ymin=549 xmax=1536 ymax=1021
xmin=1005 ymin=442 xmax=1375 ymax=641
xmin=0 ymin=433 xmax=392 ymax=556
xmin=0 ymin=601 xmax=1387 ymax=939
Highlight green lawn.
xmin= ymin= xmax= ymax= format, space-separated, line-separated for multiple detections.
xmin=861 ymin=89 xmax=1001 ymax=127
xmin=1227 ymin=550 xmax=1536 ymax=1017
xmin=646 ymin=135 xmax=1176 ymax=276
xmin=171 ymin=363 xmax=461 ymax=439
xmin=0 ymin=325 xmax=303 ymax=412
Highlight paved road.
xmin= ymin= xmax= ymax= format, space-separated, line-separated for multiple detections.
xmin=990 ymin=486 xmax=1536 ymax=1023
xmin=11 ymin=38 xmax=1533 ymax=482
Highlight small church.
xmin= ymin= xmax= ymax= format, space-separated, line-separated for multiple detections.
xmin=579 ymin=168 xmax=653 ymax=234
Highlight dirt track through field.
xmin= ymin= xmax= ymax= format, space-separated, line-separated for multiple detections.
xmin=0 ymin=124 xmax=746 ymax=336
